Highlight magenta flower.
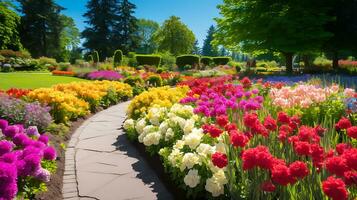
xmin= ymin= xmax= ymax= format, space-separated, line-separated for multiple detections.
xmin=13 ymin=134 xmax=30 ymax=147
xmin=0 ymin=161 xmax=17 ymax=199
xmin=3 ymin=125 xmax=20 ymax=138
xmin=26 ymin=126 xmax=40 ymax=137
xmin=87 ymin=70 xmax=123 ymax=81
xmin=0 ymin=119 xmax=8 ymax=131
xmin=0 ymin=141 xmax=13 ymax=156
xmin=34 ymin=168 xmax=51 ymax=182
xmin=38 ymin=134 xmax=49 ymax=144
xmin=43 ymin=146 xmax=57 ymax=160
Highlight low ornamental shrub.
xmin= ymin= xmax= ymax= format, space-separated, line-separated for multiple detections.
xmin=176 ymin=55 xmax=200 ymax=70
xmin=52 ymin=70 xmax=75 ymax=76
xmin=212 ymin=56 xmax=231 ymax=65
xmin=0 ymin=50 xmax=31 ymax=59
xmin=200 ymin=57 xmax=213 ymax=66
xmin=135 ymin=54 xmax=161 ymax=66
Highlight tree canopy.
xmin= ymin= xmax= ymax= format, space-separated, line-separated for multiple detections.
xmin=0 ymin=1 xmax=22 ymax=50
xmin=202 ymin=25 xmax=218 ymax=56
xmin=155 ymin=16 xmax=196 ymax=55
xmin=135 ymin=19 xmax=159 ymax=54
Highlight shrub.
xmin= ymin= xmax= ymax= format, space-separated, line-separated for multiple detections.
xmin=113 ymin=50 xmax=123 ymax=67
xmin=0 ymin=50 xmax=31 ymax=59
xmin=58 ymin=62 xmax=71 ymax=71
xmin=52 ymin=70 xmax=75 ymax=76
xmin=159 ymin=52 xmax=176 ymax=70
xmin=200 ymin=57 xmax=213 ymax=66
xmin=135 ymin=54 xmax=161 ymax=66
xmin=212 ymin=56 xmax=231 ymax=65
xmin=98 ymin=62 xmax=113 ymax=70
xmin=176 ymin=55 xmax=200 ymax=70
xmin=146 ymin=75 xmax=163 ymax=87
xmin=38 ymin=57 xmax=57 ymax=67
xmin=93 ymin=51 xmax=99 ymax=63
xmin=310 ymin=56 xmax=333 ymax=72
xmin=124 ymin=76 xmax=145 ymax=96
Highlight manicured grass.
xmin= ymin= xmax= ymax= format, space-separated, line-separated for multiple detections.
xmin=0 ymin=72 xmax=88 ymax=90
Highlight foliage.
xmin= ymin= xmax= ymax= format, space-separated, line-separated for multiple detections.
xmin=146 ymin=75 xmax=163 ymax=87
xmin=135 ymin=54 xmax=161 ymax=66
xmin=154 ymin=16 xmax=196 ymax=55
xmin=0 ymin=2 xmax=22 ymax=50
xmin=158 ymin=51 xmax=176 ymax=71
xmin=135 ymin=19 xmax=159 ymax=54
xmin=0 ymin=50 xmax=31 ymax=59
xmin=212 ymin=57 xmax=231 ymax=65
xmin=200 ymin=57 xmax=213 ymax=67
xmin=202 ymin=25 xmax=218 ymax=57
xmin=113 ymin=50 xmax=123 ymax=67
xmin=59 ymin=15 xmax=80 ymax=62
xmin=176 ymin=55 xmax=200 ymax=70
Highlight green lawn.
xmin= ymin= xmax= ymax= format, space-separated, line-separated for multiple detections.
xmin=0 ymin=73 xmax=88 ymax=90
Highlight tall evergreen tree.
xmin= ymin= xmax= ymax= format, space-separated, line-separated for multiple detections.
xmin=17 ymin=0 xmax=63 ymax=58
xmin=82 ymin=0 xmax=117 ymax=61
xmin=191 ymin=40 xmax=201 ymax=55
xmin=113 ymin=0 xmax=139 ymax=54
xmin=202 ymin=25 xmax=218 ymax=56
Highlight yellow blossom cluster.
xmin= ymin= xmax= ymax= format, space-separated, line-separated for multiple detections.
xmin=127 ymin=86 xmax=189 ymax=119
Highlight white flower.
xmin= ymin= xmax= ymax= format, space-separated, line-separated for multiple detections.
xmin=181 ymin=153 xmax=200 ymax=171
xmin=159 ymin=121 xmax=169 ymax=134
xmin=184 ymin=128 xmax=203 ymax=149
xmin=165 ymin=128 xmax=174 ymax=141
xmin=184 ymin=169 xmax=201 ymax=188
xmin=196 ymin=143 xmax=215 ymax=157
xmin=148 ymin=107 xmax=163 ymax=125
xmin=213 ymin=170 xmax=228 ymax=185
xmin=173 ymin=140 xmax=185 ymax=150
xmin=168 ymin=149 xmax=182 ymax=167
xmin=123 ymin=119 xmax=135 ymax=130
xmin=205 ymin=177 xmax=224 ymax=197
xmin=135 ymin=118 xmax=146 ymax=134
xmin=215 ymin=142 xmax=226 ymax=154
xmin=143 ymin=131 xmax=161 ymax=146
xmin=183 ymin=119 xmax=195 ymax=134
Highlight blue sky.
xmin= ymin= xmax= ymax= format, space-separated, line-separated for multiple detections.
xmin=57 ymin=0 xmax=222 ymax=47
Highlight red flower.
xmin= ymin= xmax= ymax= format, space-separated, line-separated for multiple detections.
xmin=294 ymin=141 xmax=311 ymax=156
xmin=289 ymin=161 xmax=309 ymax=179
xmin=242 ymin=146 xmax=274 ymax=170
xmin=342 ymin=148 xmax=357 ymax=170
xmin=314 ymin=125 xmax=326 ymax=136
xmin=288 ymin=116 xmax=301 ymax=130
xmin=322 ymin=176 xmax=348 ymax=200
xmin=335 ymin=117 xmax=352 ymax=130
xmin=202 ymin=124 xmax=223 ymax=138
xmin=260 ymin=181 xmax=276 ymax=192
xmin=211 ymin=152 xmax=228 ymax=168
xmin=240 ymin=77 xmax=251 ymax=89
xmin=271 ymin=164 xmax=294 ymax=186
xmin=298 ymin=126 xmax=319 ymax=143
xmin=252 ymin=122 xmax=269 ymax=137
xmin=336 ymin=143 xmax=349 ymax=155
xmin=347 ymin=126 xmax=357 ymax=139
xmin=224 ymin=123 xmax=237 ymax=132
xmin=243 ymin=113 xmax=258 ymax=128
xmin=277 ymin=112 xmax=290 ymax=124
xmin=343 ymin=171 xmax=357 ymax=186
xmin=263 ymin=116 xmax=277 ymax=131
xmin=278 ymin=130 xmax=288 ymax=142
xmin=325 ymin=156 xmax=348 ymax=176
xmin=230 ymin=130 xmax=249 ymax=148
xmin=280 ymin=125 xmax=293 ymax=134
xmin=216 ymin=115 xmax=229 ymax=127
xmin=311 ymin=144 xmax=324 ymax=169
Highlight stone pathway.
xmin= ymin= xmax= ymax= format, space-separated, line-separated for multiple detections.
xmin=62 ymin=101 xmax=173 ymax=200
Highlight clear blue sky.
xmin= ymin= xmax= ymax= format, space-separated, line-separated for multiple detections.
xmin=56 ymin=0 xmax=222 ymax=47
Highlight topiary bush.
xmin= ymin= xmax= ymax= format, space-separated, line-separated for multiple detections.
xmin=176 ymin=55 xmax=200 ymax=70
xmin=113 ymin=50 xmax=123 ymax=67
xmin=135 ymin=54 xmax=161 ymax=66
xmin=212 ymin=56 xmax=231 ymax=65
xmin=200 ymin=57 xmax=213 ymax=66
xmin=146 ymin=75 xmax=163 ymax=87
xmin=93 ymin=51 xmax=99 ymax=63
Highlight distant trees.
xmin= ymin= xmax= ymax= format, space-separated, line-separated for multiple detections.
xmin=202 ymin=25 xmax=218 ymax=56
xmin=136 ymin=19 xmax=159 ymax=54
xmin=59 ymin=15 xmax=80 ymax=62
xmin=17 ymin=0 xmax=64 ymax=59
xmin=192 ymin=40 xmax=201 ymax=55
xmin=82 ymin=0 xmax=138 ymax=60
xmin=155 ymin=16 xmax=196 ymax=55
xmin=0 ymin=2 xmax=22 ymax=50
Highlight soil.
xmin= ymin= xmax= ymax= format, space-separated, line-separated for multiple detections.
xmin=35 ymin=114 xmax=93 ymax=200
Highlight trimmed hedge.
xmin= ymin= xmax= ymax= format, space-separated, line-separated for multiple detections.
xmin=212 ymin=57 xmax=231 ymax=65
xmin=176 ymin=55 xmax=200 ymax=67
xmin=200 ymin=57 xmax=213 ymax=66
xmin=113 ymin=50 xmax=123 ymax=67
xmin=135 ymin=54 xmax=161 ymax=66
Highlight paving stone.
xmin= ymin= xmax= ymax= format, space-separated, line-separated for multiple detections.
xmin=63 ymin=192 xmax=78 ymax=198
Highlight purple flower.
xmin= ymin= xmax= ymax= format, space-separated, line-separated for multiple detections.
xmin=13 ymin=134 xmax=30 ymax=147
xmin=252 ymin=89 xmax=259 ymax=94
xmin=3 ymin=126 xmax=19 ymax=138
xmin=32 ymin=141 xmax=45 ymax=149
xmin=0 ymin=152 xmax=17 ymax=164
xmin=87 ymin=70 xmax=123 ymax=81
xmin=34 ymin=168 xmax=51 ymax=182
xmin=23 ymin=154 xmax=41 ymax=175
xmin=43 ymin=147 xmax=56 ymax=160
xmin=26 ymin=126 xmax=40 ymax=137
xmin=0 ymin=119 xmax=8 ymax=131
xmin=0 ymin=161 xmax=17 ymax=199
xmin=0 ymin=141 xmax=13 ymax=156
xmin=38 ymin=134 xmax=49 ymax=144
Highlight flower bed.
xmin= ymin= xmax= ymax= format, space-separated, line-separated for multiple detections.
xmin=124 ymin=76 xmax=357 ymax=199
xmin=51 ymin=70 xmax=75 ymax=76
xmin=87 ymin=70 xmax=123 ymax=80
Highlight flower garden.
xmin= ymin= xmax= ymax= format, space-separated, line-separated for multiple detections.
xmin=124 ymin=76 xmax=357 ymax=200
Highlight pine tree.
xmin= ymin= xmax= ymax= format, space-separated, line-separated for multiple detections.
xmin=202 ymin=25 xmax=218 ymax=56
xmin=113 ymin=0 xmax=139 ymax=54
xmin=82 ymin=0 xmax=117 ymax=61
xmin=18 ymin=0 xmax=63 ymax=58
xmin=192 ymin=40 xmax=201 ymax=55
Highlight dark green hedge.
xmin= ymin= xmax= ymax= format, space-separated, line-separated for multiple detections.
xmin=176 ymin=55 xmax=200 ymax=67
xmin=212 ymin=57 xmax=231 ymax=65
xmin=113 ymin=50 xmax=123 ymax=66
xmin=135 ymin=54 xmax=161 ymax=66
xmin=200 ymin=57 xmax=213 ymax=66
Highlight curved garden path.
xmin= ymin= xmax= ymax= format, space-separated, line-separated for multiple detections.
xmin=62 ymin=101 xmax=173 ymax=200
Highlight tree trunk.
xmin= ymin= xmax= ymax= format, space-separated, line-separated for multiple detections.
xmin=284 ymin=52 xmax=294 ymax=74
xmin=332 ymin=51 xmax=339 ymax=70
